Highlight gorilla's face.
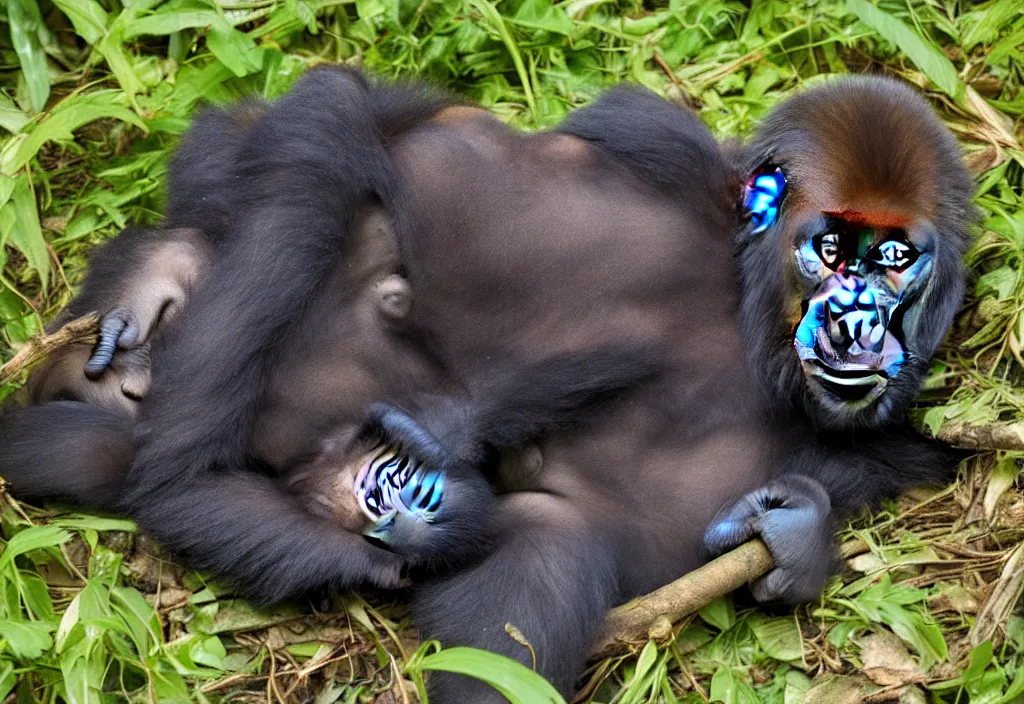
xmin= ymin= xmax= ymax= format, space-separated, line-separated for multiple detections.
xmin=790 ymin=212 xmax=937 ymax=426
xmin=739 ymin=157 xmax=965 ymax=430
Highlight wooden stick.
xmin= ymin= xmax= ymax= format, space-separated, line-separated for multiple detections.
xmin=0 ymin=313 xmax=100 ymax=386
xmin=936 ymin=421 xmax=1024 ymax=452
xmin=594 ymin=539 xmax=774 ymax=658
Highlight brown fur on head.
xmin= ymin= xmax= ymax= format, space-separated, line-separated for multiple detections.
xmin=736 ymin=76 xmax=975 ymax=429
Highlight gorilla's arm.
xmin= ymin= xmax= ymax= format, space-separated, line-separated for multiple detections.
xmin=122 ymin=69 xmax=453 ymax=598
xmin=705 ymin=429 xmax=962 ymax=603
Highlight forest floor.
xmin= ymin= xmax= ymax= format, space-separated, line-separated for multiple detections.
xmin=0 ymin=0 xmax=1023 ymax=702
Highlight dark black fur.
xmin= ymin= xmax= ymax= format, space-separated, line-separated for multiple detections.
xmin=0 ymin=74 xmax=970 ymax=703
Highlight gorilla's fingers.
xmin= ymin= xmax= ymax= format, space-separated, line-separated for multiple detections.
xmin=85 ymin=309 xmax=134 ymax=377
xmin=704 ymin=475 xmax=833 ymax=604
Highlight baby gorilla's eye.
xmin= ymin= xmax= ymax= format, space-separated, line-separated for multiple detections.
xmin=815 ymin=233 xmax=842 ymax=268
xmin=867 ymin=237 xmax=918 ymax=271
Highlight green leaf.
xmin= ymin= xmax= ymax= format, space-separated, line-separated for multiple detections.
xmin=0 ymin=525 xmax=71 ymax=570
xmin=0 ymin=94 xmax=30 ymax=135
xmin=124 ymin=10 xmax=221 ymax=37
xmin=19 ymin=574 xmax=56 ymax=621
xmin=8 ymin=91 xmax=146 ymax=173
xmin=0 ymin=619 xmax=55 ymax=659
xmin=511 ymin=0 xmax=573 ymax=36
xmin=7 ymin=0 xmax=51 ymax=113
xmin=698 ymin=595 xmax=735 ymax=632
xmin=709 ymin=667 xmax=759 ymax=704
xmin=52 ymin=517 xmax=137 ymax=533
xmin=922 ymin=405 xmax=950 ymax=436
xmin=846 ymin=0 xmax=963 ymax=100
xmin=413 ymin=647 xmax=565 ymax=704
xmin=3 ymin=174 xmax=50 ymax=289
xmin=749 ymin=613 xmax=803 ymax=661
xmin=51 ymin=0 xmax=108 ymax=45
xmin=206 ymin=21 xmax=264 ymax=78
xmin=0 ymin=660 xmax=15 ymax=700
xmin=110 ymin=586 xmax=161 ymax=658
xmin=97 ymin=29 xmax=143 ymax=106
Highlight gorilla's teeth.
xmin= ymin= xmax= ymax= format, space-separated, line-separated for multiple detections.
xmin=869 ymin=323 xmax=885 ymax=345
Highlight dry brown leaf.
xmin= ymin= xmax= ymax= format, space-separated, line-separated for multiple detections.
xmin=860 ymin=631 xmax=924 ymax=687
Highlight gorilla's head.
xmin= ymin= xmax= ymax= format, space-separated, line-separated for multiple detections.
xmin=737 ymin=76 xmax=974 ymax=429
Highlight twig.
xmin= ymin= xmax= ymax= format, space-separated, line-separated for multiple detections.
xmin=594 ymin=540 xmax=773 ymax=658
xmin=0 ymin=313 xmax=100 ymax=386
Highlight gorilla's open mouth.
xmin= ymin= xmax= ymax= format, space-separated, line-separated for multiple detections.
xmin=353 ymin=443 xmax=444 ymax=540
xmin=795 ymin=276 xmax=906 ymax=408
xmin=806 ymin=360 xmax=888 ymax=403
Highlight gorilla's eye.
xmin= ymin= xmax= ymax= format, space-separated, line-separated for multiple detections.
xmin=817 ymin=233 xmax=842 ymax=266
xmin=866 ymin=236 xmax=918 ymax=272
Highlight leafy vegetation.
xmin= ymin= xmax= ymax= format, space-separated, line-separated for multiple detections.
xmin=0 ymin=0 xmax=1022 ymax=701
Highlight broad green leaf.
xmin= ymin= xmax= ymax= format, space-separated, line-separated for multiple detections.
xmin=124 ymin=10 xmax=221 ymax=37
xmin=0 ymin=525 xmax=70 ymax=569
xmin=998 ymin=663 xmax=1024 ymax=703
xmin=0 ymin=619 xmax=55 ymax=659
xmin=3 ymin=174 xmax=50 ymax=289
xmin=52 ymin=517 xmax=137 ymax=533
xmin=7 ymin=0 xmax=50 ymax=113
xmin=709 ymin=667 xmax=759 ymax=704
xmin=511 ymin=0 xmax=573 ymax=36
xmin=51 ymin=0 xmax=108 ymax=44
xmin=698 ymin=595 xmax=735 ymax=632
xmin=0 ymin=94 xmax=30 ymax=135
xmin=784 ymin=670 xmax=812 ymax=704
xmin=110 ymin=586 xmax=161 ymax=657
xmin=0 ymin=660 xmax=14 ymax=700
xmin=59 ymin=635 xmax=105 ymax=704
xmin=414 ymin=647 xmax=565 ymax=704
xmin=206 ymin=21 xmax=264 ymax=78
xmin=97 ymin=30 xmax=143 ymax=106
xmin=9 ymin=91 xmax=146 ymax=173
xmin=19 ymin=574 xmax=55 ymax=621
xmin=847 ymin=0 xmax=963 ymax=100
xmin=749 ymin=613 xmax=803 ymax=661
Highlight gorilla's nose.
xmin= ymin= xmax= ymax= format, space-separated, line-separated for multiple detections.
xmin=824 ymin=277 xmax=885 ymax=353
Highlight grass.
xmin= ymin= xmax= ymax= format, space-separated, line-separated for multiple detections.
xmin=0 ymin=0 xmax=1022 ymax=701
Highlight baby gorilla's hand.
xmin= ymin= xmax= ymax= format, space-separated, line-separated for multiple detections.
xmin=703 ymin=475 xmax=832 ymax=605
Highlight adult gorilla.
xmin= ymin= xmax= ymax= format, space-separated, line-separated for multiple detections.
xmin=0 ymin=71 xmax=971 ymax=701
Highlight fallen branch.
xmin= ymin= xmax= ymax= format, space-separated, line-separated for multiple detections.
xmin=594 ymin=539 xmax=773 ymax=658
xmin=0 ymin=313 xmax=100 ymax=386
xmin=936 ymin=421 xmax=1024 ymax=452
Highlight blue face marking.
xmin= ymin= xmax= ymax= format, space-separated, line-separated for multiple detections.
xmin=743 ymin=166 xmax=786 ymax=234
xmin=356 ymin=444 xmax=445 ymax=544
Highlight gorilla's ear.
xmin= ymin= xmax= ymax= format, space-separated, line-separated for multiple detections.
xmin=741 ymin=162 xmax=787 ymax=236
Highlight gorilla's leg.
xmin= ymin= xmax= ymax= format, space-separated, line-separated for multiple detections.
xmin=412 ymin=493 xmax=617 ymax=702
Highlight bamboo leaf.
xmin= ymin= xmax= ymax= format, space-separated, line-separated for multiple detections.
xmin=9 ymin=91 xmax=146 ymax=173
xmin=7 ymin=0 xmax=51 ymax=113
xmin=51 ymin=0 xmax=108 ymax=45
xmin=413 ymin=647 xmax=565 ymax=703
xmin=847 ymin=0 xmax=963 ymax=100
xmin=1 ymin=174 xmax=50 ymax=290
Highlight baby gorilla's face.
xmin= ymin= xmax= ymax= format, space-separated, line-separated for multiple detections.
xmin=286 ymin=403 xmax=497 ymax=569
xmin=355 ymin=440 xmax=446 ymax=542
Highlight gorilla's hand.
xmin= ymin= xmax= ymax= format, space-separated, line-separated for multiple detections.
xmin=85 ymin=307 xmax=146 ymax=378
xmin=703 ymin=475 xmax=832 ymax=604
